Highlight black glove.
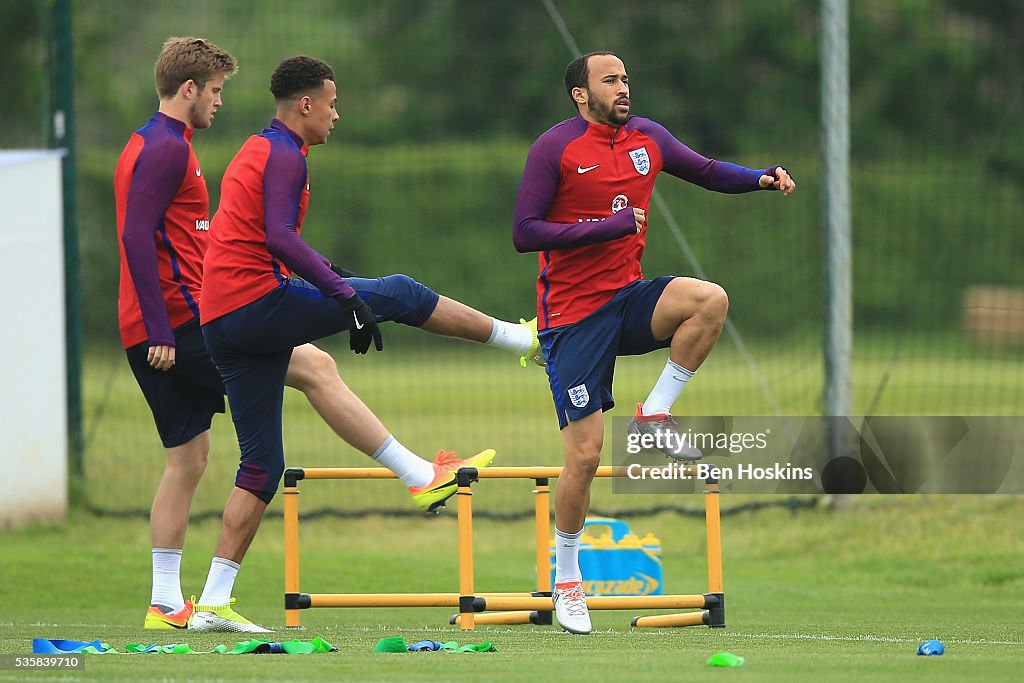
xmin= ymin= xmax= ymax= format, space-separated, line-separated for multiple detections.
xmin=330 ymin=262 xmax=359 ymax=279
xmin=337 ymin=296 xmax=383 ymax=354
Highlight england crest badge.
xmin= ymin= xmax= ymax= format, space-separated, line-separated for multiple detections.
xmin=567 ymin=384 xmax=590 ymax=408
xmin=628 ymin=147 xmax=651 ymax=175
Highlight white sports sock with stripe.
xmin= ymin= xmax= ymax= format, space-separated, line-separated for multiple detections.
xmin=486 ymin=318 xmax=533 ymax=355
xmin=151 ymin=547 xmax=185 ymax=611
xmin=198 ymin=557 xmax=240 ymax=607
xmin=553 ymin=527 xmax=584 ymax=584
xmin=371 ymin=435 xmax=434 ymax=488
xmin=641 ymin=360 xmax=695 ymax=416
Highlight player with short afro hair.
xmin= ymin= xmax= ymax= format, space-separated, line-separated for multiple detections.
xmin=270 ymin=55 xmax=335 ymax=102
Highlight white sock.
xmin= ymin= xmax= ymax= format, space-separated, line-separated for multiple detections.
xmin=486 ymin=318 xmax=533 ymax=355
xmin=553 ymin=527 xmax=583 ymax=584
xmin=371 ymin=435 xmax=434 ymax=488
xmin=641 ymin=360 xmax=695 ymax=416
xmin=151 ymin=548 xmax=185 ymax=611
xmin=197 ymin=557 xmax=240 ymax=607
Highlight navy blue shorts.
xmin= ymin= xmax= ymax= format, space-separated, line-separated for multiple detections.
xmin=125 ymin=318 xmax=226 ymax=449
xmin=539 ymin=277 xmax=674 ymax=429
xmin=201 ymin=274 xmax=439 ymax=502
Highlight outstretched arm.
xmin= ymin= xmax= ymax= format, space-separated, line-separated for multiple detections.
xmin=637 ymin=118 xmax=796 ymax=196
xmin=757 ymin=166 xmax=797 ymax=195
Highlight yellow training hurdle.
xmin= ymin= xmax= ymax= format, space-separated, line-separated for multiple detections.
xmin=282 ymin=465 xmax=725 ymax=631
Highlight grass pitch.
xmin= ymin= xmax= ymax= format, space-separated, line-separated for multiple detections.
xmin=5 ymin=338 xmax=1020 ymax=679
xmin=1 ymin=496 xmax=1021 ymax=682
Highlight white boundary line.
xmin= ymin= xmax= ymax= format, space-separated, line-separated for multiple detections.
xmin=734 ymin=632 xmax=1022 ymax=646
xmin=18 ymin=623 xmax=1023 ymax=646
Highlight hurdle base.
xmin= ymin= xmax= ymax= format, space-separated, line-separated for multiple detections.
xmin=630 ymin=610 xmax=709 ymax=628
xmin=630 ymin=592 xmax=725 ymax=628
xmin=707 ymin=592 xmax=725 ymax=628
xmin=450 ymin=610 xmax=551 ymax=626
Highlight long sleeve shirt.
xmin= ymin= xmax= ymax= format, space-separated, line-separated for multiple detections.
xmin=200 ymin=119 xmax=356 ymax=324
xmin=114 ymin=112 xmax=208 ymax=348
xmin=513 ymin=114 xmax=777 ymax=330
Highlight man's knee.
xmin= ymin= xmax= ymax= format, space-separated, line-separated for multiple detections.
xmin=235 ymin=460 xmax=282 ymax=504
xmin=567 ymin=449 xmax=602 ymax=477
xmin=563 ymin=429 xmax=603 ymax=478
xmin=700 ymin=282 xmax=729 ymax=321
xmin=377 ymin=274 xmax=439 ymax=326
xmin=670 ymin=278 xmax=729 ymax=321
xmin=561 ymin=411 xmax=604 ymax=477
xmin=166 ymin=433 xmax=210 ymax=482
xmin=175 ymin=451 xmax=208 ymax=482
xmin=286 ymin=345 xmax=338 ymax=393
xmin=562 ymin=448 xmax=601 ymax=487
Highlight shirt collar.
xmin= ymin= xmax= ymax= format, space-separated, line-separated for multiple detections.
xmin=152 ymin=111 xmax=192 ymax=141
xmin=578 ymin=113 xmax=631 ymax=143
xmin=269 ymin=118 xmax=309 ymax=155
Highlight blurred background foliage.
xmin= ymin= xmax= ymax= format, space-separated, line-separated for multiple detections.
xmin=2 ymin=0 xmax=1021 ymax=342
xmin=1 ymin=0 xmax=1022 ymax=512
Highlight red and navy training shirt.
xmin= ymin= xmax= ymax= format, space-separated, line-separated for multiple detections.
xmin=114 ymin=112 xmax=208 ymax=349
xmin=200 ymin=119 xmax=355 ymax=324
xmin=513 ymin=114 xmax=777 ymax=330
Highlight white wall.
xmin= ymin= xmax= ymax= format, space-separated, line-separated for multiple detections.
xmin=0 ymin=150 xmax=68 ymax=528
